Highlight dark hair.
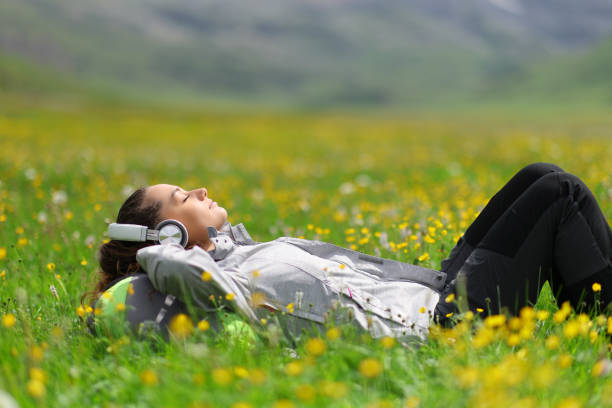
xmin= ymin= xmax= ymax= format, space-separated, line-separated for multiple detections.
xmin=81 ymin=187 xmax=162 ymax=305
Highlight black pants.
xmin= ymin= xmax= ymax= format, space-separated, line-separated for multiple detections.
xmin=435 ymin=162 xmax=612 ymax=320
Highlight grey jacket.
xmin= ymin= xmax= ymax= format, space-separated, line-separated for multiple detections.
xmin=136 ymin=222 xmax=446 ymax=340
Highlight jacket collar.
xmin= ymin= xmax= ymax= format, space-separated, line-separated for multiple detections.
xmin=207 ymin=222 xmax=256 ymax=261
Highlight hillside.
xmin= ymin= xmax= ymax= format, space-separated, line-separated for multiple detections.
xmin=1 ymin=0 xmax=612 ymax=109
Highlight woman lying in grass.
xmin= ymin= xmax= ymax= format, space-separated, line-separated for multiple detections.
xmin=84 ymin=163 xmax=612 ymax=341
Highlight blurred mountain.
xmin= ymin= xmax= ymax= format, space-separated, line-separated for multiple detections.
xmin=2 ymin=0 xmax=612 ymax=109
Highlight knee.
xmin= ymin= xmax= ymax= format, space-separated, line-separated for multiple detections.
xmin=519 ymin=162 xmax=564 ymax=178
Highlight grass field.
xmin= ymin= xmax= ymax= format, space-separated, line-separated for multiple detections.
xmin=1 ymin=103 xmax=612 ymax=407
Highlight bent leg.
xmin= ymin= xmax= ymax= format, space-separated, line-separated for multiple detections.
xmin=460 ymin=171 xmax=612 ymax=314
xmin=440 ymin=162 xmax=564 ymax=281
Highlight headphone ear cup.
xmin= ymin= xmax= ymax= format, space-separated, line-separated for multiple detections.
xmin=155 ymin=220 xmax=188 ymax=247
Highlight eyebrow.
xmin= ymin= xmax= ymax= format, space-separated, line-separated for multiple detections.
xmin=170 ymin=187 xmax=181 ymax=202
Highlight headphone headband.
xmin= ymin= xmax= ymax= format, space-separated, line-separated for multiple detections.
xmin=107 ymin=220 xmax=188 ymax=247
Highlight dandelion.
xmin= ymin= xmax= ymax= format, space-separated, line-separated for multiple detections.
xmin=285 ymin=361 xmax=303 ymax=376
xmin=445 ymin=293 xmax=455 ymax=303
xmin=225 ymin=293 xmax=235 ymax=301
xmin=555 ymin=397 xmax=583 ymax=408
xmin=46 ymin=262 xmax=55 ymax=271
xmin=212 ymin=368 xmax=233 ymax=385
xmin=286 ymin=302 xmax=294 ymax=313
xmin=305 ymin=338 xmax=326 ymax=356
xmin=80 ymin=259 xmax=88 ymax=266
xmin=2 ymin=313 xmax=16 ymax=328
xmin=273 ymin=400 xmax=295 ymax=408
xmin=592 ymin=282 xmax=602 ymax=292
xmin=380 ymin=336 xmax=396 ymax=349
xmin=563 ymin=320 xmax=580 ymax=339
xmin=233 ymin=366 xmax=249 ymax=378
xmin=536 ymin=310 xmax=550 ymax=320
xmin=248 ymin=368 xmax=267 ymax=385
xmin=484 ymin=314 xmax=506 ymax=328
xmin=358 ymin=358 xmax=383 ymax=378
xmin=419 ymin=306 xmax=426 ymax=314
xmin=115 ymin=303 xmax=126 ymax=312
xmin=168 ymin=314 xmax=194 ymax=339
xmin=326 ymin=327 xmax=341 ymax=340
xmin=454 ymin=366 xmax=479 ymax=388
xmin=29 ymin=346 xmax=44 ymax=363
xmin=0 ymin=247 xmax=6 ymax=260
xmin=295 ymin=384 xmax=316 ymax=402
xmin=558 ymin=354 xmax=573 ymax=369
xmin=404 ymin=396 xmax=421 ymax=408
xmin=17 ymin=237 xmax=28 ymax=247
xmin=418 ymin=253 xmax=430 ymax=262
xmin=29 ymin=368 xmax=47 ymax=383
xmin=197 ymin=320 xmax=210 ymax=331
xmin=26 ymin=379 xmax=45 ymax=398
xmin=128 ymin=284 xmax=134 ymax=296
xmin=201 ymin=271 xmax=212 ymax=281
xmin=140 ymin=369 xmax=159 ymax=386
xmin=545 ymin=335 xmax=560 ymax=350
xmin=320 ymin=380 xmax=348 ymax=399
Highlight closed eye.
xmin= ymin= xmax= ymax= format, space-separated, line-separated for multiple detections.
xmin=183 ymin=193 xmax=190 ymax=202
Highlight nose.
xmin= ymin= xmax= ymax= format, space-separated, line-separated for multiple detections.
xmin=194 ymin=187 xmax=207 ymax=200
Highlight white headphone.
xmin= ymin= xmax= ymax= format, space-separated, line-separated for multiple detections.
xmin=107 ymin=220 xmax=189 ymax=247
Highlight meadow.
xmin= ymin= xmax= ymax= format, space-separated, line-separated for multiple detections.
xmin=1 ymin=103 xmax=612 ymax=407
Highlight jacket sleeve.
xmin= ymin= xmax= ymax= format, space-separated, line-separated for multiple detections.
xmin=136 ymin=244 xmax=257 ymax=321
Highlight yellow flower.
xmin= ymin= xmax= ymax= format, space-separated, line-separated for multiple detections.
xmin=484 ymin=314 xmax=506 ymax=328
xmin=231 ymin=402 xmax=253 ymax=408
xmin=17 ymin=237 xmax=28 ymax=247
xmin=286 ymin=302 xmax=294 ymax=313
xmin=380 ymin=336 xmax=396 ymax=349
xmin=76 ymin=306 xmax=85 ymax=317
xmin=2 ymin=313 xmax=16 ymax=328
xmin=592 ymin=360 xmax=606 ymax=377
xmin=15 ymin=226 xmax=24 ymax=234
xmin=592 ymin=282 xmax=602 ymax=292
xmin=563 ymin=320 xmax=580 ymax=339
xmin=424 ymin=235 xmax=435 ymax=244
xmin=201 ymin=271 xmax=212 ymax=281
xmin=80 ymin=259 xmax=88 ymax=266
xmin=404 ymin=396 xmax=421 ymax=408
xmin=212 ymin=368 xmax=233 ymax=385
xmin=26 ymin=379 xmax=46 ymax=398
xmin=326 ymin=327 xmax=341 ymax=340
xmin=168 ymin=314 xmax=194 ymax=339
xmin=197 ymin=320 xmax=210 ymax=331
xmin=545 ymin=335 xmax=560 ymax=350
xmin=358 ymin=358 xmax=383 ymax=378
xmin=65 ymin=211 xmax=73 ymax=220
xmin=555 ymin=397 xmax=583 ymax=408
xmin=445 ymin=293 xmax=455 ymax=303
xmin=225 ymin=293 xmax=235 ymax=301
xmin=29 ymin=367 xmax=47 ymax=383
xmin=454 ymin=366 xmax=479 ymax=388
xmin=128 ymin=284 xmax=134 ymax=296
xmin=273 ymin=400 xmax=295 ymax=408
xmin=29 ymin=346 xmax=44 ymax=363
xmin=248 ymin=368 xmax=267 ymax=385
xmin=115 ymin=303 xmax=126 ymax=312
xmin=536 ymin=310 xmax=550 ymax=320
xmin=140 ymin=369 xmax=159 ymax=386
xmin=320 ymin=380 xmax=348 ymax=399
xmin=558 ymin=354 xmax=573 ymax=369
xmin=418 ymin=253 xmax=430 ymax=262
xmin=0 ymin=247 xmax=6 ymax=260
xmin=46 ymin=262 xmax=56 ymax=271
xmin=233 ymin=366 xmax=249 ymax=378
xmin=305 ymin=338 xmax=326 ymax=357
xmin=419 ymin=306 xmax=426 ymax=314
xmin=285 ymin=361 xmax=303 ymax=376
xmin=295 ymin=384 xmax=316 ymax=402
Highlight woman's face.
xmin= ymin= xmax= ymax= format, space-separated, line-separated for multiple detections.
xmin=144 ymin=184 xmax=228 ymax=247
